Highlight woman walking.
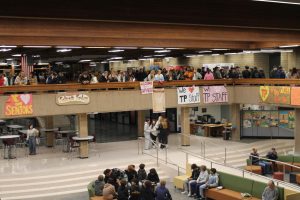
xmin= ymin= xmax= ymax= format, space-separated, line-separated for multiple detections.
xmin=26 ymin=124 xmax=39 ymax=155
xmin=144 ymin=119 xmax=152 ymax=150
xmin=150 ymin=119 xmax=159 ymax=148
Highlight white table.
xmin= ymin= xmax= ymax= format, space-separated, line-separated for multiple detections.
xmin=41 ymin=128 xmax=59 ymax=147
xmin=57 ymin=130 xmax=77 ymax=152
xmin=0 ymin=135 xmax=20 ymax=159
xmin=7 ymin=125 xmax=24 ymax=134
xmin=72 ymin=136 xmax=94 ymax=158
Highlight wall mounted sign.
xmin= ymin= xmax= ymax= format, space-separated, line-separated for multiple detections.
xmin=177 ymin=86 xmax=200 ymax=105
xmin=56 ymin=92 xmax=90 ymax=106
xmin=140 ymin=81 xmax=153 ymax=94
xmin=152 ymin=89 xmax=165 ymax=113
xmin=203 ymin=86 xmax=228 ymax=104
xmin=259 ymin=86 xmax=290 ymax=104
xmin=291 ymin=87 xmax=300 ymax=106
xmin=4 ymin=94 xmax=33 ymax=116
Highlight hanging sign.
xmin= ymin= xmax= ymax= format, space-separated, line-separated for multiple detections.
xmin=291 ymin=87 xmax=300 ymax=106
xmin=177 ymin=86 xmax=200 ymax=105
xmin=4 ymin=94 xmax=33 ymax=116
xmin=152 ymin=89 xmax=165 ymax=113
xmin=56 ymin=92 xmax=90 ymax=106
xmin=259 ymin=86 xmax=290 ymax=104
xmin=203 ymin=86 xmax=228 ymax=103
xmin=140 ymin=81 xmax=153 ymax=94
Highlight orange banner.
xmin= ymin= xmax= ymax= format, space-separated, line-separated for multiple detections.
xmin=291 ymin=87 xmax=300 ymax=106
xmin=4 ymin=94 xmax=33 ymax=116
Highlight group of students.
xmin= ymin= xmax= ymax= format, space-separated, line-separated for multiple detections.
xmin=181 ymin=163 xmax=279 ymax=200
xmin=250 ymin=147 xmax=278 ymax=175
xmin=92 ymin=164 xmax=172 ymax=200
xmin=181 ymin=164 xmax=219 ymax=200
xmin=144 ymin=116 xmax=169 ymax=150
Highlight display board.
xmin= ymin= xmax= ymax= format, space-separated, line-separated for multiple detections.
xmin=4 ymin=94 xmax=33 ymax=116
xmin=203 ymin=86 xmax=228 ymax=104
xmin=177 ymin=86 xmax=200 ymax=105
xmin=140 ymin=81 xmax=153 ymax=94
xmin=259 ymin=86 xmax=290 ymax=104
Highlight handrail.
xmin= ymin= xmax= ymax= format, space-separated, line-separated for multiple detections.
xmin=2 ymin=78 xmax=300 ymax=93
xmin=249 ymin=154 xmax=300 ymax=170
xmin=179 ymin=148 xmax=300 ymax=191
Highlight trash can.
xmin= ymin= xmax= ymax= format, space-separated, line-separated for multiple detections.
xmin=223 ymin=130 xmax=230 ymax=140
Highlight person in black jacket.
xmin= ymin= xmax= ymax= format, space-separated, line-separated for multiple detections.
xmin=125 ymin=165 xmax=138 ymax=183
xmin=242 ymin=66 xmax=251 ymax=78
xmin=140 ymin=180 xmax=155 ymax=200
xmin=118 ymin=179 xmax=129 ymax=200
xmin=147 ymin=168 xmax=160 ymax=184
xmin=138 ymin=163 xmax=147 ymax=183
xmin=181 ymin=164 xmax=200 ymax=196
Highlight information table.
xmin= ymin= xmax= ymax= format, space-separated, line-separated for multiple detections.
xmin=72 ymin=136 xmax=94 ymax=158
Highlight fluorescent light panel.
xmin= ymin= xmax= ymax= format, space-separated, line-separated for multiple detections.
xmin=12 ymin=54 xmax=22 ymax=57
xmin=114 ymin=47 xmax=138 ymax=49
xmin=211 ymin=49 xmax=229 ymax=51
xmin=23 ymin=46 xmax=51 ymax=48
xmin=56 ymin=46 xmax=82 ymax=49
xmin=155 ymin=50 xmax=171 ymax=53
xmin=166 ymin=48 xmax=185 ymax=50
xmin=57 ymin=49 xmax=72 ymax=52
xmin=79 ymin=60 xmax=92 ymax=62
xmin=252 ymin=0 xmax=300 ymax=5
xmin=108 ymin=49 xmax=124 ymax=53
xmin=0 ymin=49 xmax=12 ymax=52
xmin=141 ymin=47 xmax=164 ymax=50
xmin=279 ymin=45 xmax=299 ymax=48
xmin=0 ymin=45 xmax=17 ymax=48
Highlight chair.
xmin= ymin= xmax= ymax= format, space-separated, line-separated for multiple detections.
xmin=68 ymin=136 xmax=80 ymax=159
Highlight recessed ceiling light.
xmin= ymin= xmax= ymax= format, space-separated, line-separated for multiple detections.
xmin=12 ymin=54 xmax=22 ymax=57
xmin=57 ymin=49 xmax=72 ymax=53
xmin=155 ymin=50 xmax=171 ymax=53
xmin=252 ymin=0 xmax=300 ymax=5
xmin=139 ymin=58 xmax=150 ymax=61
xmin=211 ymin=49 xmax=229 ymax=51
xmin=56 ymin=46 xmax=82 ymax=49
xmin=0 ymin=45 xmax=17 ymax=48
xmin=23 ymin=46 xmax=51 ymax=48
xmin=0 ymin=48 xmax=12 ymax=52
xmin=114 ymin=47 xmax=138 ymax=49
xmin=110 ymin=57 xmax=123 ymax=60
xmin=79 ymin=59 xmax=92 ymax=62
xmin=155 ymin=54 xmax=166 ymax=57
xmin=212 ymin=54 xmax=220 ymax=56
xmin=108 ymin=49 xmax=124 ymax=53
xmin=165 ymin=48 xmax=185 ymax=50
xmin=32 ymin=55 xmax=40 ymax=58
xmin=101 ymin=61 xmax=108 ymax=64
xmin=141 ymin=47 xmax=164 ymax=50
xmin=85 ymin=47 xmax=110 ymax=48
xmin=198 ymin=51 xmax=212 ymax=53
xmin=279 ymin=45 xmax=299 ymax=48
xmin=6 ymin=58 xmax=13 ymax=61
xmin=144 ymin=55 xmax=153 ymax=58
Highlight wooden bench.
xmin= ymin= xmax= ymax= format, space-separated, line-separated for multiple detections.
xmin=206 ymin=188 xmax=260 ymax=200
xmin=90 ymin=196 xmax=104 ymax=200
xmin=244 ymin=165 xmax=262 ymax=175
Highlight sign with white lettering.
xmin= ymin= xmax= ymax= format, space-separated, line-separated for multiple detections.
xmin=140 ymin=81 xmax=153 ymax=94
xmin=177 ymin=86 xmax=200 ymax=105
xmin=56 ymin=92 xmax=90 ymax=106
xmin=203 ymin=86 xmax=228 ymax=104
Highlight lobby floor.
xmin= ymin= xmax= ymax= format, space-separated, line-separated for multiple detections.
xmin=0 ymin=134 xmax=295 ymax=200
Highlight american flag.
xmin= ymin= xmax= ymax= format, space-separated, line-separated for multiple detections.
xmin=21 ymin=54 xmax=33 ymax=77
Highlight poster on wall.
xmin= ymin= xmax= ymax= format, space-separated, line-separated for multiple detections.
xmin=259 ymin=86 xmax=291 ymax=104
xmin=243 ymin=111 xmax=253 ymax=128
xmin=140 ymin=81 xmax=153 ymax=94
xmin=177 ymin=86 xmax=200 ymax=105
xmin=279 ymin=111 xmax=295 ymax=129
xmin=4 ymin=94 xmax=33 ymax=116
xmin=291 ymin=87 xmax=300 ymax=105
xmin=56 ymin=92 xmax=90 ymax=106
xmin=203 ymin=86 xmax=228 ymax=104
xmin=152 ymin=89 xmax=166 ymax=113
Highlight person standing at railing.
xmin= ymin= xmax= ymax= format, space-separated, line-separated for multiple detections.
xmin=154 ymin=70 xmax=164 ymax=82
xmin=144 ymin=119 xmax=152 ymax=150
xmin=262 ymin=180 xmax=279 ymax=200
xmin=204 ymin=68 xmax=214 ymax=80
xmin=250 ymin=148 xmax=272 ymax=175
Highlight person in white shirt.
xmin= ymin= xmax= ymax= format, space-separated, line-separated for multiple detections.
xmin=150 ymin=119 xmax=160 ymax=148
xmin=146 ymin=70 xmax=155 ymax=81
xmin=192 ymin=165 xmax=209 ymax=197
xmin=90 ymin=74 xmax=98 ymax=84
xmin=154 ymin=70 xmax=164 ymax=82
xmin=3 ymin=74 xmax=9 ymax=86
xmin=26 ymin=124 xmax=39 ymax=155
xmin=144 ymin=119 xmax=152 ymax=150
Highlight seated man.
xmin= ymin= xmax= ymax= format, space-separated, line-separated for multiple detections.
xmin=181 ymin=164 xmax=200 ymax=196
xmin=198 ymin=168 xmax=219 ymax=200
xmin=250 ymin=148 xmax=272 ymax=175
xmin=95 ymin=175 xmax=105 ymax=196
xmin=262 ymin=180 xmax=279 ymax=200
xmin=266 ymin=148 xmax=278 ymax=172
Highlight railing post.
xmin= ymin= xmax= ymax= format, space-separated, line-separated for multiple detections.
xmin=165 ymin=148 xmax=168 ymax=164
xmin=156 ymin=146 xmax=159 ymax=167
xmin=203 ymin=141 xmax=206 ymax=159
xmin=186 ymin=152 xmax=188 ymax=165
xmin=224 ymin=147 xmax=227 ymax=165
xmin=177 ymin=165 xmax=180 ymax=176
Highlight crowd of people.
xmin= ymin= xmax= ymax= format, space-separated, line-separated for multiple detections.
xmin=92 ymin=164 xmax=172 ymax=200
xmin=1 ymin=65 xmax=300 ymax=87
xmin=144 ymin=116 xmax=169 ymax=150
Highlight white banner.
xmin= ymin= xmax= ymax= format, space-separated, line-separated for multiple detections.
xmin=177 ymin=86 xmax=200 ymax=105
xmin=203 ymin=86 xmax=228 ymax=104
xmin=152 ymin=89 xmax=166 ymax=113
xmin=140 ymin=81 xmax=153 ymax=94
xmin=203 ymin=63 xmax=234 ymax=70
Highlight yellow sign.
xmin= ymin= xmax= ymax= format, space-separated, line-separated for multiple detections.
xmin=259 ymin=86 xmax=290 ymax=104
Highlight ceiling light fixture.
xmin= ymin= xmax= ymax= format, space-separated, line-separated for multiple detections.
xmin=252 ymin=0 xmax=300 ymax=5
xmin=224 ymin=53 xmax=237 ymax=55
xmin=101 ymin=61 xmax=108 ymax=64
xmin=12 ymin=54 xmax=22 ymax=57
xmin=114 ymin=47 xmax=138 ymax=49
xmin=56 ymin=49 xmax=72 ymax=53
xmin=144 ymin=55 xmax=153 ymax=58
xmin=0 ymin=45 xmax=17 ymax=48
xmin=79 ymin=59 xmax=92 ymax=62
xmin=109 ymin=60 xmax=122 ymax=63
xmin=110 ymin=57 xmax=123 ymax=60
xmin=139 ymin=58 xmax=150 ymax=61
xmin=155 ymin=50 xmax=171 ymax=53
xmin=108 ymin=49 xmax=124 ymax=53
xmin=6 ymin=58 xmax=13 ymax=61
xmin=0 ymin=48 xmax=12 ymax=52
xmin=56 ymin=46 xmax=82 ymax=49
xmin=211 ymin=49 xmax=229 ymax=51
xmin=32 ymin=55 xmax=40 ymax=58
xmin=23 ymin=46 xmax=51 ymax=48
xmin=155 ymin=54 xmax=166 ymax=57
xmin=198 ymin=50 xmax=212 ymax=53
xmin=279 ymin=45 xmax=299 ymax=48
xmin=85 ymin=47 xmax=110 ymax=49
xmin=141 ymin=47 xmax=164 ymax=50
xmin=212 ymin=54 xmax=220 ymax=56
xmin=166 ymin=48 xmax=185 ymax=50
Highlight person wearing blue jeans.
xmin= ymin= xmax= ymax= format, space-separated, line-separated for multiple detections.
xmin=198 ymin=168 xmax=219 ymax=200
xmin=26 ymin=124 xmax=39 ymax=155
xmin=190 ymin=165 xmax=209 ymax=197
xmin=250 ymin=148 xmax=272 ymax=175
xmin=181 ymin=164 xmax=200 ymax=197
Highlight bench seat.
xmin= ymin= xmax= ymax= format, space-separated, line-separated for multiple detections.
xmin=206 ymin=188 xmax=260 ymax=200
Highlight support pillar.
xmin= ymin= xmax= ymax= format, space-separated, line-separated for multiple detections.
xmin=181 ymin=107 xmax=190 ymax=146
xmin=44 ymin=116 xmax=54 ymax=147
xmin=230 ymin=104 xmax=241 ymax=141
xmin=295 ymin=109 xmax=300 ymax=155
xmin=78 ymin=113 xmax=89 ymax=158
xmin=137 ymin=111 xmax=145 ymax=137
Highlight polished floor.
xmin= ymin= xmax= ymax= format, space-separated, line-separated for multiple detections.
xmin=0 ymin=134 xmax=296 ymax=200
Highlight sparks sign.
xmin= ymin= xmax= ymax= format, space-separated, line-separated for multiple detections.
xmin=177 ymin=86 xmax=200 ymax=105
xmin=4 ymin=94 xmax=33 ymax=116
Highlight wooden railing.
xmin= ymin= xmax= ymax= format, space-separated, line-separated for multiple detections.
xmin=1 ymin=79 xmax=300 ymax=93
